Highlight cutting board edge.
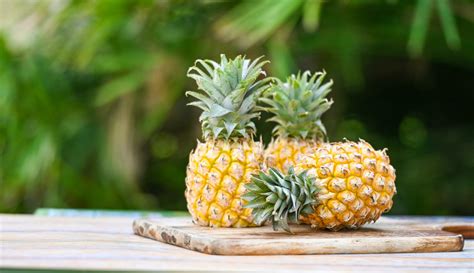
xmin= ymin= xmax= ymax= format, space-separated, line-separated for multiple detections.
xmin=133 ymin=218 xmax=218 ymax=254
xmin=132 ymin=218 xmax=465 ymax=255
xmin=207 ymin=233 xmax=465 ymax=255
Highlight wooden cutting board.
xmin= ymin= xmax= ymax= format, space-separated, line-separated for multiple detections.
xmin=132 ymin=216 xmax=472 ymax=255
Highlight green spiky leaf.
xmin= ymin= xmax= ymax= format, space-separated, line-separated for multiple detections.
xmin=260 ymin=70 xmax=333 ymax=140
xmin=187 ymin=54 xmax=271 ymax=140
xmin=243 ymin=167 xmax=319 ymax=233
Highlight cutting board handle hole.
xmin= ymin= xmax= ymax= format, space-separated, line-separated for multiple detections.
xmin=442 ymin=225 xmax=474 ymax=239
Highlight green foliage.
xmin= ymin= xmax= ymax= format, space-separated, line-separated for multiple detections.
xmin=261 ymin=70 xmax=333 ymax=140
xmin=408 ymin=0 xmax=461 ymax=56
xmin=0 ymin=0 xmax=206 ymax=212
xmin=1 ymin=0 xmax=473 ymax=215
xmin=215 ymin=0 xmax=304 ymax=48
xmin=186 ymin=54 xmax=271 ymax=140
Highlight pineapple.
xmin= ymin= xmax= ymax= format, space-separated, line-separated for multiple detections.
xmin=244 ymin=140 xmax=396 ymax=231
xmin=261 ymin=70 xmax=333 ymax=173
xmin=185 ymin=54 xmax=271 ymax=227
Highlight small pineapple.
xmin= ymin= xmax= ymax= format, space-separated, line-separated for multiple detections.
xmin=261 ymin=70 xmax=333 ymax=173
xmin=244 ymin=140 xmax=396 ymax=231
xmin=185 ymin=54 xmax=271 ymax=227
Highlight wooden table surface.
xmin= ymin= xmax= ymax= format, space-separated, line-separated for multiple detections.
xmin=1 ymin=214 xmax=473 ymax=272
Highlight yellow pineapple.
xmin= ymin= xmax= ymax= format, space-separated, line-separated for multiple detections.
xmin=261 ymin=70 xmax=333 ymax=173
xmin=185 ymin=54 xmax=271 ymax=227
xmin=244 ymin=140 xmax=396 ymax=232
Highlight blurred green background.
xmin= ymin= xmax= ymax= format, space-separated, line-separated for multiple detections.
xmin=1 ymin=0 xmax=473 ymax=215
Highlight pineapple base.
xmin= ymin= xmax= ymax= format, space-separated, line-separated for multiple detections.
xmin=185 ymin=139 xmax=264 ymax=227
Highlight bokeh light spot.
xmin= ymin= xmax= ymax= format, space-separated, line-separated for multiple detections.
xmin=335 ymin=119 xmax=368 ymax=141
xmin=152 ymin=133 xmax=178 ymax=159
xmin=399 ymin=116 xmax=427 ymax=148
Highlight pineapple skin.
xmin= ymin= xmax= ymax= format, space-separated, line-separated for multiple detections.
xmin=264 ymin=138 xmax=320 ymax=173
xmin=185 ymin=139 xmax=264 ymax=227
xmin=296 ymin=140 xmax=397 ymax=230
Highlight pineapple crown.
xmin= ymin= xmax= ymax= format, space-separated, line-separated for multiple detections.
xmin=243 ymin=167 xmax=318 ymax=232
xmin=260 ymin=70 xmax=334 ymax=140
xmin=186 ymin=54 xmax=271 ymax=141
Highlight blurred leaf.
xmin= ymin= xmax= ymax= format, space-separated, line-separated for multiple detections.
xmin=268 ymin=26 xmax=297 ymax=79
xmin=94 ymin=72 xmax=145 ymax=106
xmin=215 ymin=0 xmax=303 ymax=48
xmin=94 ymin=51 xmax=157 ymax=74
xmin=408 ymin=0 xmax=433 ymax=57
xmin=336 ymin=23 xmax=364 ymax=89
xmin=302 ymin=0 xmax=323 ymax=32
xmin=17 ymin=133 xmax=56 ymax=183
xmin=436 ymin=0 xmax=461 ymax=50
xmin=0 ymin=60 xmax=15 ymax=115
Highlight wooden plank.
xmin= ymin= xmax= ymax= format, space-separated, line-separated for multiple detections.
xmin=1 ymin=214 xmax=473 ymax=272
xmin=132 ymin=217 xmax=468 ymax=255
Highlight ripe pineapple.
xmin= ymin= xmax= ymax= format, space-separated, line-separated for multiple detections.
xmin=244 ymin=140 xmax=396 ymax=231
xmin=261 ymin=70 xmax=333 ymax=173
xmin=185 ymin=54 xmax=271 ymax=227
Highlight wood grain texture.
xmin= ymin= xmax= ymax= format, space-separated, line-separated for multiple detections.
xmin=132 ymin=217 xmax=468 ymax=255
xmin=1 ymin=214 xmax=473 ymax=272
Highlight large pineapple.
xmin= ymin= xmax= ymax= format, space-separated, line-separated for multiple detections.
xmin=185 ymin=54 xmax=271 ymax=227
xmin=244 ymin=140 xmax=396 ymax=231
xmin=261 ymin=70 xmax=333 ymax=173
